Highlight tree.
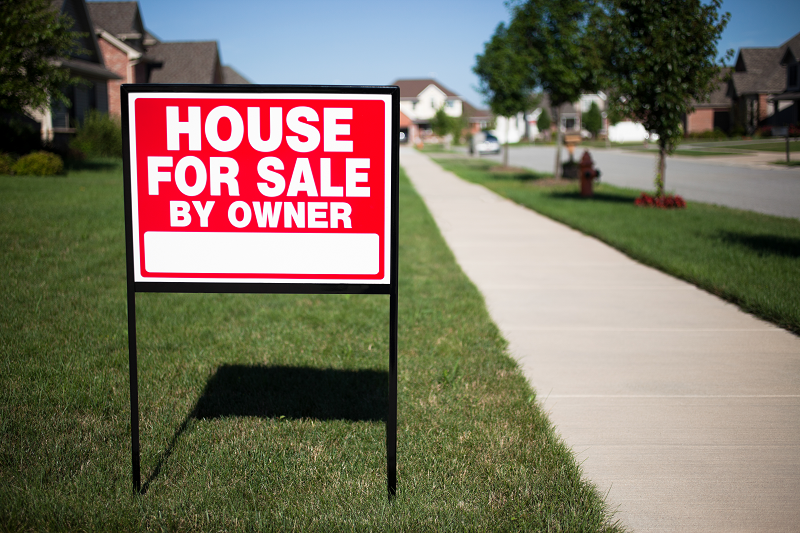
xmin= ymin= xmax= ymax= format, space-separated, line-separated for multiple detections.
xmin=605 ymin=0 xmax=731 ymax=196
xmin=0 ymin=0 xmax=81 ymax=114
xmin=536 ymin=106 xmax=551 ymax=136
xmin=474 ymin=22 xmax=534 ymax=167
xmin=509 ymin=0 xmax=607 ymax=178
xmin=582 ymin=101 xmax=602 ymax=139
xmin=429 ymin=106 xmax=452 ymax=139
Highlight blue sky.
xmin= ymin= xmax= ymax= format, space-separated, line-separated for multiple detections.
xmin=134 ymin=0 xmax=800 ymax=108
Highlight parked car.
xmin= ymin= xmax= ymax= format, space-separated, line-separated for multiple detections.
xmin=470 ymin=131 xmax=501 ymax=155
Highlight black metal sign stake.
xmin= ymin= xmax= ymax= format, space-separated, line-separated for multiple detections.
xmin=122 ymin=84 xmax=399 ymax=499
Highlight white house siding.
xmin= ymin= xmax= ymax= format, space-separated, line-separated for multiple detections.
xmin=492 ymin=112 xmax=528 ymax=144
xmin=411 ymin=85 xmax=452 ymax=120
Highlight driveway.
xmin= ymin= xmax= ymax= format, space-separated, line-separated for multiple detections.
xmin=482 ymin=145 xmax=800 ymax=219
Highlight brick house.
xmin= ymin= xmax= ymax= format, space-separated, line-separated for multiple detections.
xmin=683 ymin=68 xmax=732 ymax=134
xmin=27 ymin=0 xmax=119 ymax=145
xmin=87 ymin=1 xmax=251 ymax=117
xmin=729 ymin=32 xmax=800 ymax=134
xmin=86 ymin=2 xmax=152 ymax=116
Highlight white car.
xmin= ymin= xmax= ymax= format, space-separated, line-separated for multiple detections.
xmin=471 ymin=132 xmax=501 ymax=155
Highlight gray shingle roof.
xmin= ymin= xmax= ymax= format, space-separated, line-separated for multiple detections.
xmin=731 ymin=32 xmax=800 ymax=96
xmin=732 ymin=47 xmax=785 ymax=95
xmin=222 ymin=65 xmax=251 ymax=84
xmin=146 ymin=41 xmax=221 ymax=84
xmin=87 ymin=1 xmax=148 ymax=54
xmin=461 ymin=100 xmax=490 ymax=119
xmin=391 ymin=79 xmax=459 ymax=98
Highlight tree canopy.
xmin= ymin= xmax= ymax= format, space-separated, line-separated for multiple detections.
xmin=474 ymin=22 xmax=536 ymax=166
xmin=0 ymin=0 xmax=81 ymax=113
xmin=508 ymin=0 xmax=607 ymax=177
xmin=605 ymin=0 xmax=731 ymax=194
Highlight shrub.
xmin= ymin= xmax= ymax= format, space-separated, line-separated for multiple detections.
xmin=0 ymin=153 xmax=15 ymax=175
xmin=687 ymin=128 xmax=727 ymax=140
xmin=537 ymin=107 xmax=551 ymax=132
xmin=754 ymin=125 xmax=772 ymax=138
xmin=70 ymin=110 xmax=122 ymax=157
xmin=582 ymin=101 xmax=602 ymax=138
xmin=12 ymin=151 xmax=64 ymax=176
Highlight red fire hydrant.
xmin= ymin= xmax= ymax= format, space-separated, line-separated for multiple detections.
xmin=579 ymin=150 xmax=601 ymax=197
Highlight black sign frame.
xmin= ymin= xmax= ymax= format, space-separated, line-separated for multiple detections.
xmin=121 ymin=83 xmax=400 ymax=498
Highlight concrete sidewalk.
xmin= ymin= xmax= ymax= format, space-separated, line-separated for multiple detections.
xmin=400 ymin=148 xmax=800 ymax=532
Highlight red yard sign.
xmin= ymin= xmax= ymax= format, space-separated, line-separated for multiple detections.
xmin=122 ymin=85 xmax=399 ymax=498
xmin=125 ymin=89 xmax=394 ymax=285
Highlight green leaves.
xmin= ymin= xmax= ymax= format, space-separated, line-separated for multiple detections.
xmin=507 ymin=0 xmax=609 ymax=107
xmin=0 ymin=0 xmax=82 ymax=113
xmin=606 ymin=0 xmax=731 ymax=154
xmin=473 ymin=22 xmax=533 ymax=119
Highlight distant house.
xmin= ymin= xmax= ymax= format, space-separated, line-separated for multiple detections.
xmin=462 ymin=101 xmax=492 ymax=134
xmin=729 ymin=32 xmax=800 ymax=134
xmin=86 ymin=1 xmax=153 ymax=116
xmin=392 ymin=78 xmax=463 ymax=138
xmin=87 ymin=0 xmax=252 ymax=117
xmin=530 ymin=92 xmax=661 ymax=143
xmin=146 ymin=41 xmax=224 ymax=84
xmin=392 ymin=78 xmax=498 ymax=143
xmin=770 ymin=34 xmax=800 ymax=129
xmin=683 ymin=68 xmax=732 ymax=134
xmin=29 ymin=0 xmax=120 ymax=146
xmin=398 ymin=110 xmax=417 ymax=144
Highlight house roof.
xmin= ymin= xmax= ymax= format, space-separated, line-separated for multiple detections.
xmin=222 ymin=65 xmax=251 ymax=84
xmin=60 ymin=0 xmax=103 ymax=63
xmin=86 ymin=1 xmax=145 ymax=51
xmin=731 ymin=32 xmax=800 ymax=96
xmin=780 ymin=32 xmax=800 ymax=62
xmin=391 ymin=78 xmax=459 ymax=99
xmin=461 ymin=100 xmax=491 ymax=120
xmin=146 ymin=41 xmax=221 ymax=84
xmin=732 ymin=47 xmax=785 ymax=95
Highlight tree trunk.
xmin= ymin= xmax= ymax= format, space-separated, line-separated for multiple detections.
xmin=553 ymin=106 xmax=562 ymax=180
xmin=503 ymin=116 xmax=510 ymax=168
xmin=657 ymin=142 xmax=667 ymax=197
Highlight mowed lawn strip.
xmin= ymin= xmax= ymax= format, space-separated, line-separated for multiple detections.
xmin=0 ymin=162 xmax=621 ymax=531
xmin=433 ymin=156 xmax=800 ymax=336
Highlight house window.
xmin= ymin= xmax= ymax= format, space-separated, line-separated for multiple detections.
xmin=789 ymin=64 xmax=798 ymax=88
xmin=445 ymin=100 xmax=455 ymax=109
xmin=564 ymin=117 xmax=576 ymax=130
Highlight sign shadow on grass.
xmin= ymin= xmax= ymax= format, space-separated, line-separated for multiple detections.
xmin=140 ymin=364 xmax=388 ymax=494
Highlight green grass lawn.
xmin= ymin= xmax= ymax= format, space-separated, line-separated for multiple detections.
xmin=0 ymin=162 xmax=620 ymax=531
xmin=713 ymin=140 xmax=800 ymax=152
xmin=621 ymin=146 xmax=744 ymax=157
xmin=433 ymin=157 xmax=800 ymax=336
xmin=415 ymin=143 xmax=453 ymax=153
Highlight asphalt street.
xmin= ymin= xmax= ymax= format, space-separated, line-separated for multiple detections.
xmin=482 ymin=145 xmax=800 ymax=219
